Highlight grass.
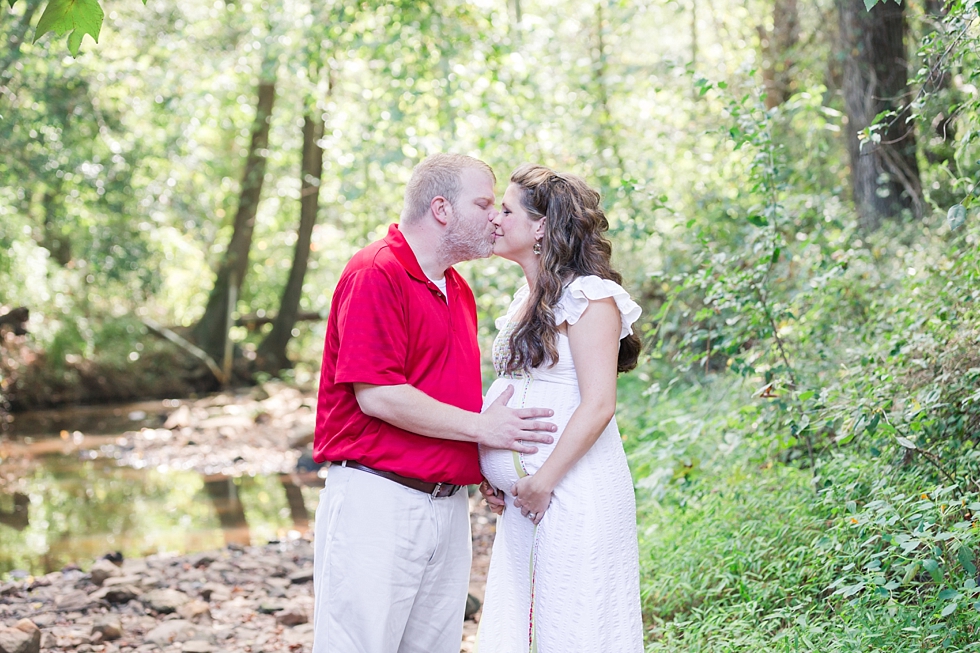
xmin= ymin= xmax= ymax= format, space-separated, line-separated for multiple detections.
xmin=617 ymin=373 xmax=980 ymax=652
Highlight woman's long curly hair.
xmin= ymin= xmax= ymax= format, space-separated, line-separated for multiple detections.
xmin=504 ymin=164 xmax=641 ymax=375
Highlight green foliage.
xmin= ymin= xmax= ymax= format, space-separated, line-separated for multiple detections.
xmin=33 ymin=0 xmax=104 ymax=56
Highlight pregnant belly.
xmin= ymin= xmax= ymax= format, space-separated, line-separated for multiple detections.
xmin=478 ymin=376 xmax=579 ymax=496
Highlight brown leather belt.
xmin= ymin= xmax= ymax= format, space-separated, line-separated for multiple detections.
xmin=333 ymin=460 xmax=463 ymax=498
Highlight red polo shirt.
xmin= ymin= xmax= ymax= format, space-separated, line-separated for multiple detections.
xmin=313 ymin=224 xmax=483 ymax=485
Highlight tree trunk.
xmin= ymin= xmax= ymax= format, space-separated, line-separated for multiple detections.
xmin=760 ymin=0 xmax=799 ymax=108
xmin=192 ymin=60 xmax=278 ymax=363
xmin=838 ymin=0 xmax=921 ymax=231
xmin=42 ymin=185 xmax=72 ymax=266
xmin=255 ymin=111 xmax=324 ymax=373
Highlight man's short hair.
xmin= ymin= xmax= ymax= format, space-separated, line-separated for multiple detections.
xmin=400 ymin=154 xmax=496 ymax=224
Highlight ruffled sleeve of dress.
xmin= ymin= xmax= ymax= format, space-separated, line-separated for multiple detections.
xmin=495 ymin=284 xmax=531 ymax=330
xmin=554 ymin=275 xmax=641 ymax=340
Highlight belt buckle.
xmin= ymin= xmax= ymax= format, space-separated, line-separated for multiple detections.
xmin=431 ymin=482 xmax=443 ymax=497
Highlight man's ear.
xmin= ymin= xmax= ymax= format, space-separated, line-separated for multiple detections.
xmin=430 ymin=196 xmax=452 ymax=226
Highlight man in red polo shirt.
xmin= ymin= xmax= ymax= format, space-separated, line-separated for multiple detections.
xmin=312 ymin=153 xmax=557 ymax=653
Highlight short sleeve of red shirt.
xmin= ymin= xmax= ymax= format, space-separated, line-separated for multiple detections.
xmin=333 ymin=268 xmax=408 ymax=386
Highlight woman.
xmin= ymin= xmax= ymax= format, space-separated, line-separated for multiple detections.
xmin=476 ymin=164 xmax=644 ymax=652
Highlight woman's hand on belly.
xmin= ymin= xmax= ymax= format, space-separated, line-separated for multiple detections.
xmin=511 ymin=474 xmax=554 ymax=525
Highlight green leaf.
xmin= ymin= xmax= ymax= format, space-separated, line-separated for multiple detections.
xmin=864 ymin=0 xmax=878 ymax=10
xmin=33 ymin=0 xmax=104 ymax=57
xmin=866 ymin=413 xmax=880 ymax=435
xmin=947 ymin=204 xmax=967 ymax=231
xmin=896 ymin=436 xmax=917 ymax=450
xmin=957 ymin=546 xmax=977 ymax=576
xmin=940 ymin=602 xmax=957 ymax=617
xmin=770 ymin=247 xmax=781 ymax=266
xmin=746 ymin=215 xmax=768 ymax=227
xmin=938 ymin=589 xmax=961 ymax=601
xmin=8 ymin=0 xmax=17 ymax=9
xmin=923 ymin=558 xmax=943 ymax=584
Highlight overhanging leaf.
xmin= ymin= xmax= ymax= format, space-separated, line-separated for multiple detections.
xmin=746 ymin=214 xmax=768 ymax=227
xmin=864 ymin=0 xmax=878 ymax=10
xmin=33 ymin=0 xmax=104 ymax=57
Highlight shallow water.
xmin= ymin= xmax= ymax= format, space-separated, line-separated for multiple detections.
xmin=0 ymin=440 xmax=323 ymax=578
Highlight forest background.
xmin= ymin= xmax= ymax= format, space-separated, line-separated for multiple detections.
xmin=2 ymin=0 xmax=980 ymax=649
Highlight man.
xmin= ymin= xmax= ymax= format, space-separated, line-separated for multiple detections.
xmin=312 ymin=153 xmax=557 ymax=653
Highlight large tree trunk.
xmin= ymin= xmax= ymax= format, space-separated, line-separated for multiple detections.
xmin=759 ymin=0 xmax=799 ymax=108
xmin=192 ymin=61 xmax=277 ymax=363
xmin=255 ymin=111 xmax=325 ymax=373
xmin=838 ymin=0 xmax=921 ymax=231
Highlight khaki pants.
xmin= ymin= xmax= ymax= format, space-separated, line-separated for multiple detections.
xmin=312 ymin=463 xmax=471 ymax=653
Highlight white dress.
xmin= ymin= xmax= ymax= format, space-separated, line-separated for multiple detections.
xmin=476 ymin=276 xmax=644 ymax=653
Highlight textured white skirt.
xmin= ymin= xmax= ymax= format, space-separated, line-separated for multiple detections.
xmin=477 ymin=375 xmax=643 ymax=653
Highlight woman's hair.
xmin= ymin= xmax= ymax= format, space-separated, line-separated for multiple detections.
xmin=504 ymin=164 xmax=641 ymax=374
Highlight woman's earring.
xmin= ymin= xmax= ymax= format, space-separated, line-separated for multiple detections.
xmin=533 ymin=241 xmax=542 ymax=255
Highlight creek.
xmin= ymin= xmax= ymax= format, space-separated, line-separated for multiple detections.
xmin=0 ymin=399 xmax=324 ymax=578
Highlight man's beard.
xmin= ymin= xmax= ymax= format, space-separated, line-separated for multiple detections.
xmin=439 ymin=213 xmax=492 ymax=264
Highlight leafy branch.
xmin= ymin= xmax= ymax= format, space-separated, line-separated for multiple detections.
xmin=8 ymin=0 xmax=146 ymax=57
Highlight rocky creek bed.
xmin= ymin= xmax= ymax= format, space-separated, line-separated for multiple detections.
xmin=0 ymin=491 xmax=496 ymax=653
xmin=1 ymin=384 xmax=497 ymax=652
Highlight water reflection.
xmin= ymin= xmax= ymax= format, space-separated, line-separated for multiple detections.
xmin=0 ymin=454 xmax=323 ymax=577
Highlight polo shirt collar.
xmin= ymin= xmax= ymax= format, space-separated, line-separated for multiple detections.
xmin=384 ymin=223 xmax=459 ymax=287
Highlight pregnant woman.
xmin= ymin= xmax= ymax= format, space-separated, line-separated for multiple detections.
xmin=477 ymin=164 xmax=644 ymax=652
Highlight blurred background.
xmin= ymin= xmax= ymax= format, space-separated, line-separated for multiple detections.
xmin=2 ymin=0 xmax=980 ymax=648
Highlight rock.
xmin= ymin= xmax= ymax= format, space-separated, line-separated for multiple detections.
xmin=89 ymin=559 xmax=122 ymax=586
xmin=465 ymin=593 xmax=481 ymax=620
xmin=288 ymin=568 xmax=314 ymax=584
xmin=91 ymin=584 xmax=141 ymax=603
xmin=91 ymin=616 xmax=123 ymax=641
xmin=176 ymin=599 xmax=212 ymax=624
xmin=187 ymin=553 xmax=216 ymax=568
xmin=180 ymin=640 xmax=215 ymax=653
xmin=56 ymin=588 xmax=96 ymax=611
xmin=0 ymin=619 xmax=40 ymax=653
xmin=0 ymin=583 xmax=22 ymax=597
xmin=275 ymin=602 xmax=309 ymax=626
xmin=257 ymin=602 xmax=285 ymax=614
xmin=266 ymin=586 xmax=287 ymax=598
xmin=121 ymin=560 xmax=149 ymax=576
xmin=27 ymin=614 xmax=53 ymax=629
xmin=142 ymin=588 xmax=191 ymax=613
xmin=282 ymin=623 xmax=314 ymax=648
xmin=144 ymin=620 xmax=210 ymax=646
xmin=199 ymin=583 xmax=230 ymax=603
xmin=102 ymin=575 xmax=142 ymax=588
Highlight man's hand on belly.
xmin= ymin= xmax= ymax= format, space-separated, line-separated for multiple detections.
xmin=477 ymin=385 xmax=557 ymax=454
